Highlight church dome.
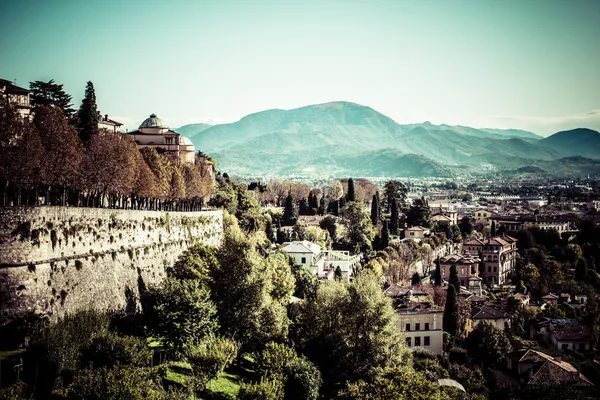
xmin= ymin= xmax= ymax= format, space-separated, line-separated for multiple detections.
xmin=139 ymin=113 xmax=168 ymax=129
xmin=180 ymin=136 xmax=193 ymax=146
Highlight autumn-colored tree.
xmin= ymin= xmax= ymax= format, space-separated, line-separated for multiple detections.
xmin=34 ymin=105 xmax=84 ymax=204
xmin=84 ymin=131 xmax=138 ymax=206
xmin=132 ymin=154 xmax=157 ymax=207
xmin=169 ymin=163 xmax=186 ymax=201
xmin=0 ymin=98 xmax=46 ymax=205
xmin=140 ymin=147 xmax=171 ymax=199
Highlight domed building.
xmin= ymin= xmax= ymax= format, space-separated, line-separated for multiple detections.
xmin=127 ymin=114 xmax=196 ymax=164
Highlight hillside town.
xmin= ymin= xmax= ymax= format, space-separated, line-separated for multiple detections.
xmin=3 ymin=71 xmax=600 ymax=399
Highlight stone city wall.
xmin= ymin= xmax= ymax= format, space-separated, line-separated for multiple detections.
xmin=0 ymin=207 xmax=223 ymax=322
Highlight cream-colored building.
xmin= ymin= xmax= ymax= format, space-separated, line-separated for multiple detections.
xmin=98 ymin=113 xmax=123 ymax=133
xmin=405 ymin=226 xmax=431 ymax=241
xmin=396 ymin=301 xmax=444 ymax=356
xmin=463 ymin=235 xmax=518 ymax=286
xmin=439 ymin=254 xmax=480 ymax=289
xmin=0 ymin=78 xmax=32 ymax=119
xmin=473 ymin=209 xmax=493 ymax=227
xmin=128 ymin=114 xmax=195 ymax=164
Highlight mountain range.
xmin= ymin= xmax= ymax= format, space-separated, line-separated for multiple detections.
xmin=174 ymin=102 xmax=600 ymax=178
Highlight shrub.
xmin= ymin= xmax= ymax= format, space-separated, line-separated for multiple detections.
xmin=67 ymin=365 xmax=164 ymax=400
xmin=239 ymin=376 xmax=284 ymax=400
xmin=184 ymin=335 xmax=239 ymax=390
xmin=79 ymin=332 xmax=150 ymax=369
xmin=284 ymin=357 xmax=322 ymax=400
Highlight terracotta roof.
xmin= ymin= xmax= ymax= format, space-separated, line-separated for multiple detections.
xmin=383 ymin=284 xmax=412 ymax=298
xmin=432 ymin=215 xmax=452 ymax=222
xmin=487 ymin=237 xmax=511 ymax=247
xmin=503 ymin=235 xmax=518 ymax=243
xmin=520 ymin=350 xmax=594 ymax=386
xmin=463 ymin=238 xmax=485 ymax=246
xmin=550 ymin=325 xmax=594 ymax=342
xmin=472 ymin=304 xmax=507 ymax=320
xmin=394 ymin=300 xmax=443 ymax=315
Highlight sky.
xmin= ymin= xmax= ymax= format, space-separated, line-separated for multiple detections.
xmin=1 ymin=0 xmax=599 ymax=135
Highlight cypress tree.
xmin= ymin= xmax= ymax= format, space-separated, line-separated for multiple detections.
xmin=333 ymin=200 xmax=340 ymax=216
xmin=347 ymin=177 xmax=356 ymax=202
xmin=276 ymin=226 xmax=284 ymax=244
xmin=435 ymin=257 xmax=442 ymax=286
xmin=443 ymin=284 xmax=459 ymax=337
xmin=299 ymin=197 xmax=308 ymax=216
xmin=491 ymin=221 xmax=496 ymax=237
xmin=390 ymin=199 xmax=399 ymax=235
xmin=318 ymin=197 xmax=326 ymax=215
xmin=449 ymin=261 xmax=460 ymax=292
xmin=77 ymin=81 xmax=99 ymax=143
xmin=381 ymin=220 xmax=390 ymax=249
xmin=370 ymin=193 xmax=379 ymax=226
xmin=283 ymin=193 xmax=296 ymax=225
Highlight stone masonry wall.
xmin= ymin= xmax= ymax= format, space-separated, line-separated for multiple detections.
xmin=0 ymin=207 xmax=223 ymax=322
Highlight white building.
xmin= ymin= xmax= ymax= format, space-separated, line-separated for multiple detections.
xmin=281 ymin=241 xmax=360 ymax=282
xmin=404 ymin=226 xmax=431 ymax=241
xmin=321 ymin=250 xmax=361 ymax=281
xmin=281 ymin=241 xmax=325 ymax=275
xmin=396 ymin=301 xmax=444 ymax=356
xmin=98 ymin=113 xmax=123 ymax=133
xmin=127 ymin=114 xmax=196 ymax=164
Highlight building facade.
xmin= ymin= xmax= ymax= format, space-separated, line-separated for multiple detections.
xmin=463 ymin=236 xmax=518 ymax=286
xmin=0 ymin=78 xmax=32 ymax=119
xmin=98 ymin=113 xmax=123 ymax=133
xmin=127 ymin=114 xmax=195 ymax=164
xmin=439 ymin=254 xmax=480 ymax=289
xmin=396 ymin=301 xmax=444 ymax=356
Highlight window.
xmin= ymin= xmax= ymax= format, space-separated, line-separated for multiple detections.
xmin=494 ymin=267 xmax=497 ymax=273
xmin=562 ymin=343 xmax=568 ymax=350
xmin=301 ymin=257 xmax=306 ymax=264
xmin=424 ymin=336 xmax=430 ymax=346
xmin=579 ymin=343 xmax=586 ymax=351
xmin=488 ymin=266 xmax=491 ymax=273
xmin=415 ymin=323 xmax=420 ymax=331
xmin=405 ymin=323 xmax=410 ymax=331
xmin=425 ymin=323 xmax=430 ymax=331
xmin=406 ymin=337 xmax=411 ymax=346
xmin=415 ymin=337 xmax=421 ymax=346
xmin=165 ymin=137 xmax=174 ymax=144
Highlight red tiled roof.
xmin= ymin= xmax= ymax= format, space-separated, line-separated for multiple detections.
xmin=472 ymin=304 xmax=507 ymax=320
xmin=521 ymin=350 xmax=594 ymax=386
xmin=550 ymin=325 xmax=594 ymax=342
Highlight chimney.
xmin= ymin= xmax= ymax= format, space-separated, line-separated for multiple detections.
xmin=105 ymin=114 xmax=108 ymax=121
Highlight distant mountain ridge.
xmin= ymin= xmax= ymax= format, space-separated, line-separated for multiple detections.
xmin=174 ymin=101 xmax=600 ymax=177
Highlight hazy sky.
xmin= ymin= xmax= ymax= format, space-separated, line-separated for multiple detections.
xmin=1 ymin=0 xmax=599 ymax=135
